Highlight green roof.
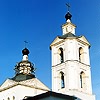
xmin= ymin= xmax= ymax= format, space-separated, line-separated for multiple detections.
xmin=58 ymin=32 xmax=78 ymax=39
xmin=12 ymin=73 xmax=35 ymax=82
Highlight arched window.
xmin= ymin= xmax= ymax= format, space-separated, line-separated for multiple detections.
xmin=13 ymin=96 xmax=15 ymax=100
xmin=60 ymin=72 xmax=65 ymax=88
xmin=58 ymin=48 xmax=64 ymax=63
xmin=8 ymin=97 xmax=10 ymax=100
xmin=80 ymin=71 xmax=86 ymax=89
xmin=79 ymin=47 xmax=84 ymax=62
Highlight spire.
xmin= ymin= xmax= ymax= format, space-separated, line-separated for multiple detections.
xmin=65 ymin=3 xmax=72 ymax=22
xmin=22 ymin=41 xmax=29 ymax=60
xmin=62 ymin=4 xmax=76 ymax=35
xmin=65 ymin=12 xmax=72 ymax=21
xmin=22 ymin=48 xmax=29 ymax=60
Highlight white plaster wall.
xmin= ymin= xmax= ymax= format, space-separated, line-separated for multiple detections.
xmin=0 ymin=85 xmax=47 ymax=100
xmin=62 ymin=22 xmax=76 ymax=35
xmin=52 ymin=63 xmax=66 ymax=92
xmin=77 ymin=42 xmax=90 ymax=65
xmin=67 ymin=90 xmax=95 ymax=100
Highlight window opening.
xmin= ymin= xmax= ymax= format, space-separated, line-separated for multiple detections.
xmin=8 ymin=97 xmax=10 ymax=100
xmin=13 ymin=96 xmax=15 ymax=100
xmin=59 ymin=48 xmax=64 ymax=63
xmin=60 ymin=72 xmax=65 ymax=88
xmin=80 ymin=71 xmax=85 ymax=89
xmin=79 ymin=47 xmax=84 ymax=62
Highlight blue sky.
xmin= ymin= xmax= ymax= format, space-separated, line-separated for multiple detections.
xmin=0 ymin=0 xmax=100 ymax=99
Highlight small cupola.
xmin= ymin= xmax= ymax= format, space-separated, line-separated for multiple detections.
xmin=65 ymin=11 xmax=72 ymax=22
xmin=22 ymin=48 xmax=29 ymax=61
xmin=22 ymin=48 xmax=29 ymax=55
xmin=12 ymin=48 xmax=35 ymax=81
xmin=62 ymin=5 xmax=76 ymax=35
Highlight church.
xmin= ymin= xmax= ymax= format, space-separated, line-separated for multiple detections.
xmin=0 ymin=7 xmax=95 ymax=100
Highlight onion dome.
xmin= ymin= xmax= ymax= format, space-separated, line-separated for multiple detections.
xmin=22 ymin=48 xmax=29 ymax=55
xmin=65 ymin=12 xmax=72 ymax=21
xmin=12 ymin=48 xmax=35 ymax=81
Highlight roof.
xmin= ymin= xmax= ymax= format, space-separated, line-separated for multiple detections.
xmin=50 ymin=33 xmax=90 ymax=49
xmin=12 ymin=73 xmax=35 ymax=81
xmin=0 ymin=78 xmax=50 ymax=92
xmin=58 ymin=32 xmax=77 ymax=39
xmin=23 ymin=91 xmax=77 ymax=100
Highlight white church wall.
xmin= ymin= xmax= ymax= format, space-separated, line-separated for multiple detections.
xmin=0 ymin=85 xmax=47 ymax=100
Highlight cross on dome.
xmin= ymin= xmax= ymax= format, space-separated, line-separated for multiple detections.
xmin=66 ymin=3 xmax=70 ymax=12
xmin=65 ymin=3 xmax=72 ymax=21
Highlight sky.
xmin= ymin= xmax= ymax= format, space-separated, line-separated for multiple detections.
xmin=0 ymin=0 xmax=100 ymax=99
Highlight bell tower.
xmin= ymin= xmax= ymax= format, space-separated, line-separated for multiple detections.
xmin=50 ymin=7 xmax=95 ymax=100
